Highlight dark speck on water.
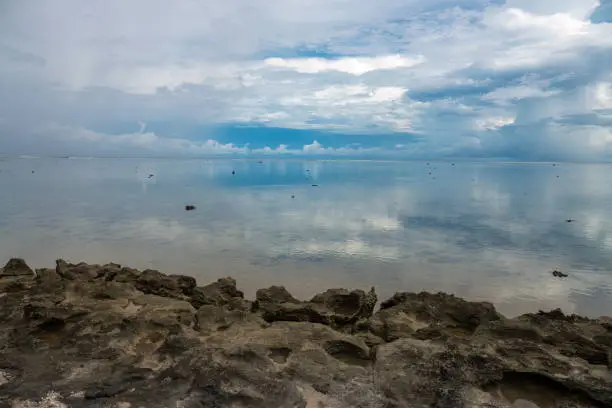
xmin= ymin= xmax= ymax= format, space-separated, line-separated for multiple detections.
xmin=311 ymin=184 xmax=319 ymax=187
xmin=185 ymin=205 xmax=196 ymax=211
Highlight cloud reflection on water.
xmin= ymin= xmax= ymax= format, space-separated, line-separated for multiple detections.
xmin=0 ymin=158 xmax=610 ymax=317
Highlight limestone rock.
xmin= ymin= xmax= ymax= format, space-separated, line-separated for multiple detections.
xmin=255 ymin=285 xmax=299 ymax=304
xmin=253 ymin=285 xmax=378 ymax=330
xmin=1 ymin=258 xmax=34 ymax=277
xmin=0 ymin=258 xmax=610 ymax=408
xmin=190 ymin=276 xmax=245 ymax=308
xmin=371 ymin=291 xmax=502 ymax=341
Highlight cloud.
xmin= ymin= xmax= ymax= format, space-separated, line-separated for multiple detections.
xmin=264 ymin=54 xmax=426 ymax=75
xmin=1 ymin=0 xmax=612 ymax=160
xmin=0 ymin=123 xmax=380 ymax=157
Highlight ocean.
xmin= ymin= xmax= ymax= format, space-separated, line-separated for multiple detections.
xmin=1 ymin=157 xmax=611 ymax=317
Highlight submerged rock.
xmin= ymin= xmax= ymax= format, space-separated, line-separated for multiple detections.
xmin=0 ymin=258 xmax=610 ymax=408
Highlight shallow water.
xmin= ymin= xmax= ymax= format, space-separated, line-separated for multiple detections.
xmin=1 ymin=157 xmax=611 ymax=317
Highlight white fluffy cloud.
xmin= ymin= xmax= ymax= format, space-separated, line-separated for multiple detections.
xmin=12 ymin=124 xmax=379 ymax=157
xmin=264 ymin=54 xmax=426 ymax=75
xmin=1 ymin=0 xmax=612 ymax=159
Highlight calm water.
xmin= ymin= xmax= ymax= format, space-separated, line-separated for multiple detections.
xmin=1 ymin=157 xmax=611 ymax=317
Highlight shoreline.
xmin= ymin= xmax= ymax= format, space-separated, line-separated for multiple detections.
xmin=1 ymin=258 xmax=611 ymax=408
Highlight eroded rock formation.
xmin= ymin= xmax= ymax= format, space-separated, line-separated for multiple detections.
xmin=0 ymin=258 xmax=610 ymax=408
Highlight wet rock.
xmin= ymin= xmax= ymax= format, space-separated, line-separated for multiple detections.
xmin=1 ymin=258 xmax=34 ymax=277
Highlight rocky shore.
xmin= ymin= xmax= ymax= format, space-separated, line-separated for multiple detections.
xmin=0 ymin=258 xmax=610 ymax=408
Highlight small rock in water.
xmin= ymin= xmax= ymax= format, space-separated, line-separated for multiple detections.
xmin=566 ymin=218 xmax=574 ymax=223
xmin=185 ymin=205 xmax=196 ymax=211
xmin=552 ymin=270 xmax=568 ymax=278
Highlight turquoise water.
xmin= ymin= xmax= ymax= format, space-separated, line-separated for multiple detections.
xmin=1 ymin=157 xmax=611 ymax=317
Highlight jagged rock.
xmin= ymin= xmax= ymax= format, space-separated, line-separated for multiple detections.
xmin=371 ymin=291 xmax=501 ymax=341
xmin=190 ymin=277 xmax=245 ymax=308
xmin=254 ymin=299 xmax=332 ymax=325
xmin=195 ymin=304 xmax=268 ymax=334
xmin=107 ymin=266 xmax=141 ymax=283
xmin=134 ymin=268 xmax=195 ymax=299
xmin=375 ymin=338 xmax=485 ymax=407
xmin=56 ymin=259 xmax=102 ymax=280
xmin=255 ymin=285 xmax=299 ymax=304
xmin=1 ymin=258 xmax=34 ymax=277
xmin=204 ymin=321 xmax=373 ymax=398
xmin=34 ymin=267 xmax=62 ymax=286
xmin=0 ymin=259 xmax=610 ymax=408
xmin=253 ymin=286 xmax=377 ymax=329
xmin=310 ymin=287 xmax=378 ymax=322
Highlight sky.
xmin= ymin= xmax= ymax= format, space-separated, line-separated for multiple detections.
xmin=1 ymin=0 xmax=612 ymax=161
